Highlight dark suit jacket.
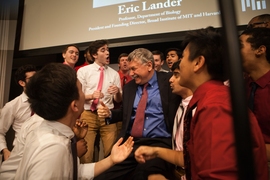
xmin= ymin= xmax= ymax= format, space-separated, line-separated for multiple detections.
xmin=110 ymin=71 xmax=181 ymax=141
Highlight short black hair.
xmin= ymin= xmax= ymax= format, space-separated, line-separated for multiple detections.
xmin=171 ymin=61 xmax=180 ymax=72
xmin=84 ymin=47 xmax=89 ymax=54
xmin=241 ymin=27 xmax=270 ymax=63
xmin=14 ymin=64 xmax=36 ymax=85
xmin=165 ymin=48 xmax=182 ymax=59
xmin=152 ymin=50 xmax=165 ymax=61
xmin=62 ymin=44 xmax=80 ymax=54
xmin=182 ymin=27 xmax=225 ymax=81
xmin=118 ymin=53 xmax=128 ymax=63
xmin=26 ymin=63 xmax=79 ymax=121
xmin=254 ymin=14 xmax=270 ymax=22
xmin=88 ymin=40 xmax=109 ymax=60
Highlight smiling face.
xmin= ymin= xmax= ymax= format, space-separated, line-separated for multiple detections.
xmin=166 ymin=50 xmax=180 ymax=69
xmin=93 ymin=44 xmax=110 ymax=66
xmin=62 ymin=46 xmax=79 ymax=68
xmin=129 ymin=59 xmax=153 ymax=85
xmin=153 ymin=54 xmax=164 ymax=71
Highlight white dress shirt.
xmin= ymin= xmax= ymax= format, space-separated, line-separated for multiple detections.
xmin=0 ymin=114 xmax=44 ymax=179
xmin=0 ymin=92 xmax=32 ymax=151
xmin=77 ymin=62 xmax=122 ymax=110
xmin=14 ymin=120 xmax=95 ymax=180
xmin=172 ymin=96 xmax=192 ymax=151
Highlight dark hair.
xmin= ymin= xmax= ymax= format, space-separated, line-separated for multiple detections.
xmin=14 ymin=64 xmax=36 ymax=85
xmin=241 ymin=27 xmax=270 ymax=63
xmin=165 ymin=48 xmax=182 ymax=59
xmin=62 ymin=44 xmax=80 ymax=54
xmin=152 ymin=50 xmax=165 ymax=61
xmin=254 ymin=14 xmax=270 ymax=22
xmin=171 ymin=61 xmax=180 ymax=71
xmin=26 ymin=63 xmax=79 ymax=121
xmin=88 ymin=40 xmax=109 ymax=60
xmin=84 ymin=47 xmax=89 ymax=54
xmin=118 ymin=53 xmax=129 ymax=63
xmin=182 ymin=27 xmax=225 ymax=81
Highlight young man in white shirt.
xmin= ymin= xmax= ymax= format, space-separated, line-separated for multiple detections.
xmin=14 ymin=63 xmax=133 ymax=179
xmin=77 ymin=40 xmax=122 ymax=163
xmin=0 ymin=64 xmax=36 ymax=161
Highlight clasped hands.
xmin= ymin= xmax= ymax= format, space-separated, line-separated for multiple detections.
xmin=72 ymin=120 xmax=88 ymax=158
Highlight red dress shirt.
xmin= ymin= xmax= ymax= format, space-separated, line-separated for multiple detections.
xmin=75 ymin=62 xmax=88 ymax=72
xmin=246 ymin=70 xmax=270 ymax=143
xmin=186 ymin=80 xmax=268 ymax=180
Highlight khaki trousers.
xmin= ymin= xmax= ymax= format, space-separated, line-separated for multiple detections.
xmin=80 ymin=110 xmax=117 ymax=163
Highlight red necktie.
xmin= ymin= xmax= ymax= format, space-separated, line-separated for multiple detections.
xmin=131 ymin=83 xmax=148 ymax=137
xmin=90 ymin=66 xmax=104 ymax=111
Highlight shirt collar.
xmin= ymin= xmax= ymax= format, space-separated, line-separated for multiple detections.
xmin=182 ymin=95 xmax=193 ymax=108
xmin=93 ymin=62 xmax=108 ymax=71
xmin=22 ymin=91 xmax=29 ymax=103
xmin=249 ymin=70 xmax=270 ymax=88
xmin=45 ymin=120 xmax=75 ymax=139
xmin=148 ymin=71 xmax=157 ymax=87
xmin=189 ymin=80 xmax=224 ymax=108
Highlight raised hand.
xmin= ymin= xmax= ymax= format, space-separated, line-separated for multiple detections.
xmin=97 ymin=101 xmax=111 ymax=118
xmin=110 ymin=136 xmax=134 ymax=164
xmin=107 ymin=84 xmax=119 ymax=95
xmin=72 ymin=119 xmax=88 ymax=140
xmin=93 ymin=90 xmax=104 ymax=99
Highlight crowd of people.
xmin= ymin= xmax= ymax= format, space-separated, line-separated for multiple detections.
xmin=0 ymin=14 xmax=269 ymax=180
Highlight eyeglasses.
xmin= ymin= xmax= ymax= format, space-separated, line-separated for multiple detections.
xmin=246 ymin=21 xmax=269 ymax=29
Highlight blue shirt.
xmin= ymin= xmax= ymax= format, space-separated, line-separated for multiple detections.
xmin=128 ymin=71 xmax=171 ymax=138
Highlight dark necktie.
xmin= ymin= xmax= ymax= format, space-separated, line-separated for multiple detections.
xmin=71 ymin=136 xmax=78 ymax=180
xmin=248 ymin=82 xmax=258 ymax=111
xmin=131 ymin=83 xmax=148 ymax=137
xmin=183 ymin=104 xmax=196 ymax=180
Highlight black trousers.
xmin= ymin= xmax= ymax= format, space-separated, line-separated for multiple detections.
xmin=94 ymin=137 xmax=176 ymax=180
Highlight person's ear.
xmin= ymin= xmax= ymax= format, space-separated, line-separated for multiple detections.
xmin=70 ymin=100 xmax=79 ymax=112
xmin=193 ymin=56 xmax=205 ymax=72
xmin=147 ymin=61 xmax=153 ymax=72
xmin=255 ymin=45 xmax=266 ymax=57
xmin=62 ymin=52 xmax=66 ymax=59
xmin=161 ymin=60 xmax=164 ymax=66
xmin=18 ymin=80 xmax=26 ymax=87
xmin=92 ymin=53 xmax=98 ymax=59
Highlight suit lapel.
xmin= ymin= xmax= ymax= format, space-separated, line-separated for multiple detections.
xmin=123 ymin=80 xmax=138 ymax=132
xmin=157 ymin=72 xmax=169 ymax=116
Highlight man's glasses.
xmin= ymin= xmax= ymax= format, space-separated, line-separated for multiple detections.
xmin=246 ymin=21 xmax=269 ymax=29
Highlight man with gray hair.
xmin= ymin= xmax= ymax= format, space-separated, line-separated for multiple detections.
xmin=95 ymin=48 xmax=181 ymax=180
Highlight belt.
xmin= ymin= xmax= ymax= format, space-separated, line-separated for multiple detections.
xmin=86 ymin=109 xmax=97 ymax=113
